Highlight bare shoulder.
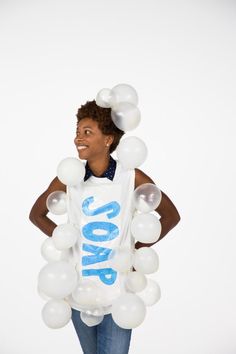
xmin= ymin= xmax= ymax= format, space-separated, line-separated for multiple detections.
xmin=134 ymin=168 xmax=155 ymax=189
xmin=46 ymin=176 xmax=67 ymax=193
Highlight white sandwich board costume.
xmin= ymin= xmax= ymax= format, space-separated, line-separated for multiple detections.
xmin=66 ymin=160 xmax=135 ymax=314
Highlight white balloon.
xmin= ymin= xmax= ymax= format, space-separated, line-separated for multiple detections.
xmin=133 ymin=247 xmax=159 ymax=274
xmin=37 ymin=285 xmax=51 ymax=301
xmin=116 ymin=136 xmax=148 ymax=170
xmin=111 ymin=293 xmax=146 ymax=329
xmin=41 ymin=237 xmax=70 ymax=262
xmin=111 ymin=84 xmax=138 ymax=105
xmin=38 ymin=261 xmax=77 ymax=299
xmin=72 ymin=280 xmax=106 ymax=309
xmin=125 ymin=271 xmax=147 ymax=293
xmin=80 ymin=312 xmax=104 ymax=327
xmin=95 ymin=88 xmax=117 ymax=108
xmin=42 ymin=299 xmax=72 ymax=329
xmin=57 ymin=157 xmax=85 ymax=186
xmin=52 ymin=223 xmax=79 ymax=250
xmin=131 ymin=213 xmax=161 ymax=243
xmin=46 ymin=191 xmax=67 ymax=215
xmin=111 ymin=102 xmax=141 ymax=131
xmin=108 ymin=247 xmax=133 ymax=273
xmin=133 ymin=183 xmax=162 ymax=213
xmin=137 ymin=279 xmax=161 ymax=306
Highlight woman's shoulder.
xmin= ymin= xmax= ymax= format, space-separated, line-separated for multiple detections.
xmin=134 ymin=168 xmax=155 ymax=189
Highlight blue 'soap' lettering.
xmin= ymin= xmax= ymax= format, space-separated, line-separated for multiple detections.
xmin=82 ymin=268 xmax=117 ymax=285
xmin=82 ymin=196 xmax=120 ymax=219
xmin=82 ymin=243 xmax=112 ymax=266
xmin=82 ymin=221 xmax=119 ymax=242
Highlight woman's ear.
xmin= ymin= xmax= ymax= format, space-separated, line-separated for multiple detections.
xmin=105 ymin=135 xmax=114 ymax=147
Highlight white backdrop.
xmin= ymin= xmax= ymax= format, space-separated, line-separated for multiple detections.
xmin=1 ymin=0 xmax=236 ymax=353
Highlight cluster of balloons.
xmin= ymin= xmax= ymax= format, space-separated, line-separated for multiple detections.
xmin=37 ymin=84 xmax=163 ymax=330
xmin=96 ymin=83 xmax=147 ymax=170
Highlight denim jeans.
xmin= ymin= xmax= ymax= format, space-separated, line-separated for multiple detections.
xmin=71 ymin=308 xmax=132 ymax=354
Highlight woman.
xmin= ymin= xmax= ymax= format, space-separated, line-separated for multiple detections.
xmin=29 ymin=100 xmax=180 ymax=354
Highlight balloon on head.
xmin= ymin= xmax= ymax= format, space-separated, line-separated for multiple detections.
xmin=125 ymin=271 xmax=147 ymax=293
xmin=111 ymin=293 xmax=146 ymax=329
xmin=116 ymin=136 xmax=148 ymax=170
xmin=57 ymin=157 xmax=85 ymax=186
xmin=131 ymin=213 xmax=161 ymax=243
xmin=137 ymin=279 xmax=161 ymax=306
xmin=111 ymin=83 xmax=138 ymax=106
xmin=95 ymin=88 xmax=117 ymax=108
xmin=133 ymin=247 xmax=159 ymax=274
xmin=111 ymin=102 xmax=141 ymax=131
xmin=41 ymin=237 xmax=70 ymax=262
xmin=38 ymin=261 xmax=77 ymax=299
xmin=46 ymin=191 xmax=67 ymax=215
xmin=52 ymin=223 xmax=79 ymax=250
xmin=133 ymin=183 xmax=162 ymax=213
xmin=42 ymin=299 xmax=72 ymax=329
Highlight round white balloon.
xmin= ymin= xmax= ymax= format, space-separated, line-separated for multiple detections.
xmin=72 ymin=279 xmax=106 ymax=309
xmin=38 ymin=261 xmax=78 ymax=299
xmin=131 ymin=213 xmax=161 ymax=243
xmin=133 ymin=247 xmax=159 ymax=274
xmin=95 ymin=88 xmax=117 ymax=108
xmin=42 ymin=299 xmax=72 ymax=329
xmin=111 ymin=293 xmax=146 ymax=329
xmin=111 ymin=83 xmax=138 ymax=105
xmin=125 ymin=271 xmax=147 ymax=293
xmin=116 ymin=136 xmax=148 ymax=170
xmin=111 ymin=102 xmax=141 ymax=131
xmin=41 ymin=237 xmax=70 ymax=262
xmin=133 ymin=183 xmax=162 ymax=213
xmin=46 ymin=191 xmax=67 ymax=215
xmin=137 ymin=279 xmax=161 ymax=306
xmin=80 ymin=312 xmax=104 ymax=327
xmin=52 ymin=223 xmax=79 ymax=250
xmin=108 ymin=247 xmax=133 ymax=273
xmin=57 ymin=157 xmax=85 ymax=186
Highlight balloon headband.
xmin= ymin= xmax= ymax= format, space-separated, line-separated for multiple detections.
xmin=95 ymin=83 xmax=141 ymax=132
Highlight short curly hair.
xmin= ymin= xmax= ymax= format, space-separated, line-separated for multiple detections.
xmin=76 ymin=100 xmax=124 ymax=153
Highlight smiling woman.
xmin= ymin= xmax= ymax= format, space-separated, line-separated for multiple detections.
xmin=29 ymin=99 xmax=180 ymax=354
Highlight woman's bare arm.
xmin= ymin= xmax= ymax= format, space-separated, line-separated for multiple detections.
xmin=134 ymin=168 xmax=181 ymax=249
xmin=29 ymin=177 xmax=66 ymax=237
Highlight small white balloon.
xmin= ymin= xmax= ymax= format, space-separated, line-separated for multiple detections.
xmin=37 ymin=285 xmax=51 ymax=301
xmin=95 ymin=88 xmax=117 ymax=108
xmin=125 ymin=271 xmax=147 ymax=293
xmin=46 ymin=191 xmax=67 ymax=215
xmin=111 ymin=102 xmax=141 ymax=131
xmin=42 ymin=299 xmax=72 ymax=329
xmin=52 ymin=223 xmax=79 ymax=250
xmin=133 ymin=247 xmax=159 ymax=274
xmin=57 ymin=157 xmax=85 ymax=186
xmin=72 ymin=280 xmax=106 ymax=309
xmin=109 ymin=247 xmax=133 ymax=273
xmin=111 ymin=293 xmax=146 ymax=329
xmin=116 ymin=136 xmax=148 ymax=170
xmin=38 ymin=261 xmax=78 ymax=299
xmin=41 ymin=237 xmax=70 ymax=262
xmin=111 ymin=83 xmax=138 ymax=105
xmin=80 ymin=312 xmax=104 ymax=327
xmin=133 ymin=183 xmax=162 ymax=213
xmin=131 ymin=213 xmax=161 ymax=243
xmin=137 ymin=279 xmax=161 ymax=306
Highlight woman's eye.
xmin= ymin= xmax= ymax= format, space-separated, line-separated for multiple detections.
xmin=85 ymin=130 xmax=91 ymax=135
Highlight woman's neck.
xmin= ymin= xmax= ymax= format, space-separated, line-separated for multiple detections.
xmin=87 ymin=154 xmax=110 ymax=177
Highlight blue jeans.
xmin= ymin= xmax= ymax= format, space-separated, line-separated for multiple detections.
xmin=71 ymin=308 xmax=132 ymax=354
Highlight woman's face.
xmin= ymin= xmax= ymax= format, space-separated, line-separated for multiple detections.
xmin=74 ymin=117 xmax=113 ymax=161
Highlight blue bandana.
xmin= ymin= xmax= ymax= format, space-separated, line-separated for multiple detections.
xmin=84 ymin=155 xmax=117 ymax=181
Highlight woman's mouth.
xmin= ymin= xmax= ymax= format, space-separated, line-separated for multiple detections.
xmin=77 ymin=145 xmax=88 ymax=151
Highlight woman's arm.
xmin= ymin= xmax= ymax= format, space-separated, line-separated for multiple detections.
xmin=134 ymin=169 xmax=181 ymax=249
xmin=29 ymin=177 xmax=66 ymax=237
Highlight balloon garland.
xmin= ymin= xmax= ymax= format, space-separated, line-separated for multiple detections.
xmin=37 ymin=83 xmax=162 ymax=330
